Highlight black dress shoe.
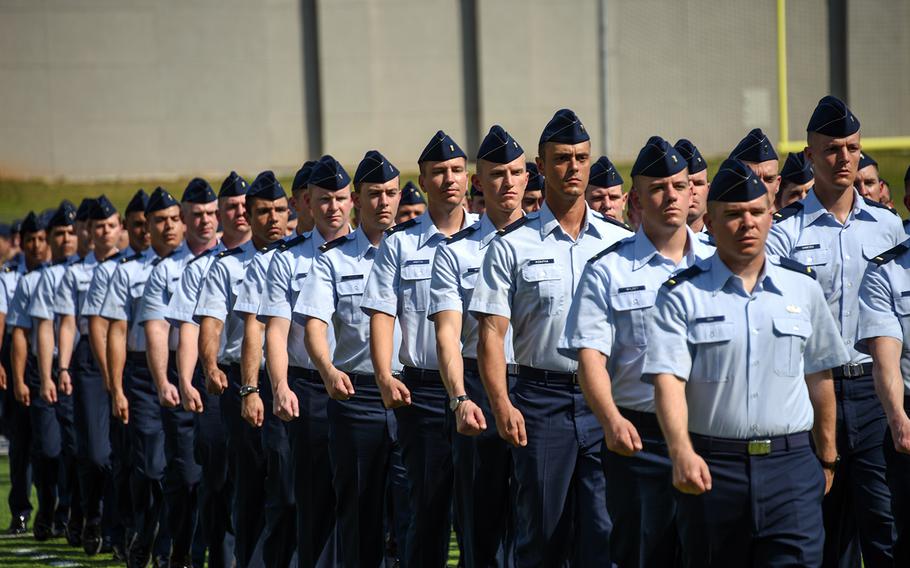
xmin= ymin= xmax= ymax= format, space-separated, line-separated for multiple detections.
xmin=127 ymin=538 xmax=151 ymax=568
xmin=153 ymin=554 xmax=170 ymax=568
xmin=111 ymin=541 xmax=127 ymax=562
xmin=32 ymin=516 xmax=53 ymax=542
xmin=5 ymin=514 xmax=29 ymax=535
xmin=81 ymin=522 xmax=103 ymax=556
xmin=66 ymin=517 xmax=83 ymax=547
xmin=168 ymin=553 xmax=193 ymax=568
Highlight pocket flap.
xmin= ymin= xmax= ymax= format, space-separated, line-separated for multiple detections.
xmin=792 ymin=245 xmax=830 ymax=266
xmin=863 ymin=243 xmax=892 ymax=262
xmin=401 ymin=263 xmax=432 ymax=281
xmin=521 ymin=262 xmax=561 ymax=283
xmin=336 ymin=276 xmax=365 ymax=296
xmin=611 ymin=289 xmax=657 ymax=311
xmin=772 ymin=316 xmax=812 ymax=338
xmin=894 ymin=294 xmax=910 ymax=316
xmin=688 ymin=320 xmax=734 ymax=344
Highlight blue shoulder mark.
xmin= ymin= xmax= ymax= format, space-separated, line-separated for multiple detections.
xmin=663 ymin=264 xmax=704 ymax=288
xmin=187 ymin=247 xmax=215 ymax=266
xmin=593 ymin=211 xmax=632 ymax=231
xmin=120 ymin=252 xmax=142 ymax=264
xmin=278 ymin=233 xmax=308 ymax=252
xmin=385 ymin=217 xmax=419 ymax=236
xmin=218 ymin=246 xmax=245 ymax=258
xmin=446 ymin=223 xmax=480 ymax=245
xmin=870 ymin=240 xmax=910 ymax=266
xmin=863 ymin=197 xmax=899 ymax=217
xmin=773 ymin=201 xmax=803 ymax=223
xmin=319 ymin=234 xmax=349 ymax=253
xmin=777 ymin=257 xmax=817 ymax=279
xmin=587 ymin=237 xmax=630 ymax=263
xmin=496 ymin=214 xmax=532 ymax=237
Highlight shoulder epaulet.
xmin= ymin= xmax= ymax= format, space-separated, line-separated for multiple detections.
xmin=102 ymin=251 xmax=122 ymax=263
xmin=777 ymin=257 xmax=817 ymax=279
xmin=869 ymin=241 xmax=910 ymax=266
xmin=119 ymin=252 xmax=141 ymax=264
xmin=385 ymin=217 xmax=419 ymax=236
xmin=497 ymin=214 xmax=532 ymax=236
xmin=187 ymin=247 xmax=215 ymax=266
xmin=217 ymin=246 xmax=245 ymax=259
xmin=593 ymin=211 xmax=632 ymax=231
xmin=261 ymin=239 xmax=286 ymax=253
xmin=3 ymin=262 xmax=19 ymax=273
xmin=587 ymin=237 xmax=630 ymax=264
xmin=663 ymin=264 xmax=704 ymax=288
xmin=279 ymin=233 xmax=308 ymax=252
xmin=319 ymin=234 xmax=348 ymax=253
xmin=773 ymin=201 xmax=803 ymax=223
xmin=903 ymin=218 xmax=910 ymax=230
xmin=863 ymin=197 xmax=899 ymax=216
xmin=446 ymin=223 xmax=480 ymax=245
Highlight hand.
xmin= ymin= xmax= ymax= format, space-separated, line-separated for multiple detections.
xmin=494 ymin=403 xmax=527 ymax=447
xmin=378 ymin=377 xmax=411 ymax=409
xmin=112 ymin=390 xmax=129 ymax=424
xmin=671 ymin=449 xmax=712 ymax=495
xmin=0 ymin=364 xmax=7 ymax=390
xmin=891 ymin=415 xmax=910 ymax=455
xmin=57 ymin=369 xmax=73 ymax=397
xmin=157 ymin=382 xmax=180 ymax=408
xmin=242 ymin=393 xmax=264 ymax=427
xmin=273 ymin=384 xmax=299 ymax=422
xmin=180 ymin=382 xmax=204 ymax=413
xmin=822 ymin=468 xmax=834 ymax=495
xmin=40 ymin=379 xmax=57 ymax=405
xmin=323 ymin=368 xmax=355 ymax=401
xmin=14 ymin=380 xmax=30 ymax=407
xmin=206 ymin=366 xmax=228 ymax=395
xmin=455 ymin=399 xmax=487 ymax=436
xmin=604 ymin=414 xmax=643 ymax=456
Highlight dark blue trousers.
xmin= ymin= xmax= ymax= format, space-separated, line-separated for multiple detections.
xmin=1 ymin=338 xmax=32 ymax=520
xmin=509 ymin=376 xmax=611 ymax=568
xmin=192 ymin=366 xmax=233 ymax=568
xmin=286 ymin=367 xmax=334 ymax=568
xmin=223 ymin=364 xmax=267 ymax=568
xmin=395 ymin=367 xmax=454 ymax=568
xmin=386 ymin=438 xmax=411 ymax=565
xmin=327 ymin=374 xmax=398 ymax=567
xmin=883 ymin=396 xmax=910 ymax=566
xmin=822 ymin=376 xmax=894 ymax=567
xmin=110 ymin=370 xmax=134 ymax=550
xmin=450 ymin=365 xmax=514 ymax=568
xmin=678 ymin=432 xmax=825 ymax=567
xmin=603 ymin=408 xmax=679 ymax=568
xmin=72 ymin=337 xmax=111 ymax=526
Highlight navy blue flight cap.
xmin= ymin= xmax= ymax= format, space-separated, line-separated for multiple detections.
xmin=674 ymin=139 xmax=707 ymax=174
xmin=400 ymin=181 xmax=426 ymax=205
xmin=526 ymin=162 xmax=545 ymax=191
xmin=631 ymin=136 xmax=687 ymax=177
xmin=708 ymin=159 xmax=767 ymax=203
xmin=292 ymin=161 xmax=317 ymax=192
xmin=125 ymin=189 xmax=149 ymax=215
xmin=11 ymin=219 xmax=22 ymax=233
xmin=807 ymin=95 xmax=860 ymax=137
xmin=219 ymin=171 xmax=248 ymax=198
xmin=858 ymin=152 xmax=878 ymax=170
xmin=146 ymin=187 xmax=180 ymax=214
xmin=20 ymin=211 xmax=45 ymax=234
xmin=477 ymin=125 xmax=524 ymax=164
xmin=780 ymin=152 xmax=814 ymax=185
xmin=589 ymin=156 xmax=623 ymax=187
xmin=539 ymin=108 xmax=589 ymax=146
xmin=729 ymin=128 xmax=778 ymax=163
xmin=354 ymin=150 xmax=400 ymax=185
xmin=418 ymin=130 xmax=467 ymax=164
xmin=247 ymin=171 xmax=287 ymax=201
xmin=89 ymin=195 xmax=118 ymax=220
xmin=75 ymin=198 xmax=95 ymax=222
xmin=0 ymin=223 xmax=9 ymax=238
xmin=48 ymin=200 xmax=77 ymax=228
xmin=182 ymin=177 xmax=217 ymax=204
xmin=309 ymin=155 xmax=351 ymax=190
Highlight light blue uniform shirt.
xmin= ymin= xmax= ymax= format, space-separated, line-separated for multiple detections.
xmin=100 ymin=248 xmax=160 ymax=352
xmin=856 ymin=239 xmax=910 ymax=394
xmin=7 ymin=264 xmax=48 ymax=356
xmin=259 ymin=230 xmax=334 ymax=370
xmin=560 ymin=227 xmax=714 ymax=412
xmin=136 ymin=242 xmax=192 ymax=351
xmin=428 ymin=214 xmax=516 ymax=361
xmin=468 ymin=203 xmax=631 ymax=372
xmin=361 ymin=210 xmax=477 ymax=370
xmin=0 ymin=260 xmax=26 ymax=319
xmin=766 ymin=189 xmax=905 ymax=365
xmin=54 ymin=251 xmax=107 ymax=337
xmin=82 ymin=246 xmax=139 ymax=318
xmin=30 ymin=256 xmax=79 ymax=321
xmin=641 ymin=254 xmax=850 ymax=439
xmin=165 ymin=243 xmax=226 ymax=327
xmin=295 ymin=227 xmax=402 ymax=376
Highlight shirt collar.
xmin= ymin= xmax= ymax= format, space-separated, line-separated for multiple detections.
xmin=707 ymin=253 xmax=784 ymax=296
xmin=478 ymin=215 xmax=499 ymax=248
xmin=538 ymin=201 xmax=602 ymax=240
xmin=803 ymin=187 xmax=875 ymax=226
xmin=418 ymin=208 xmax=471 ymax=248
xmin=631 ymin=225 xmax=704 ymax=271
xmin=353 ymin=227 xmax=374 ymax=260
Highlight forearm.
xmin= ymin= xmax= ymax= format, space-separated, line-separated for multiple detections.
xmin=88 ymin=316 xmax=111 ymax=388
xmin=0 ymin=313 xmax=6 ymax=351
xmin=106 ymin=320 xmax=128 ymax=394
xmin=11 ymin=328 xmax=27 ymax=387
xmin=57 ymin=315 xmax=76 ymax=371
xmin=303 ymin=318 xmax=334 ymax=379
xmin=198 ymin=317 xmax=224 ymax=377
xmin=369 ymin=313 xmax=396 ymax=385
xmin=176 ymin=323 xmax=199 ymax=389
xmin=434 ymin=312 xmax=465 ymax=398
xmin=264 ymin=317 xmax=290 ymax=394
xmin=654 ymin=373 xmax=693 ymax=457
xmin=241 ymin=314 xmax=263 ymax=388
xmin=476 ymin=316 xmax=509 ymax=412
xmin=144 ymin=320 xmax=171 ymax=391
xmin=806 ymin=370 xmax=837 ymax=460
xmin=577 ymin=348 xmax=621 ymax=427
xmin=870 ymin=337 xmax=909 ymax=424
xmin=36 ymin=318 xmax=55 ymax=386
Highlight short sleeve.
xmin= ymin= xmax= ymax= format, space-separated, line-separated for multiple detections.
xmin=28 ymin=270 xmax=57 ymax=321
xmin=258 ymin=251 xmax=293 ymax=321
xmin=100 ymin=265 xmax=131 ymax=322
xmin=856 ymin=264 xmax=903 ymax=352
xmin=294 ymin=252 xmax=336 ymax=325
xmin=558 ymin=261 xmax=614 ymax=360
xmin=468 ymin=236 xmax=514 ymax=319
xmin=427 ymin=244 xmax=464 ymax=318
xmin=233 ymin=255 xmax=266 ymax=315
xmin=6 ymin=279 xmax=32 ymax=329
xmin=194 ymin=260 xmax=231 ymax=323
xmin=765 ymin=222 xmax=794 ymax=258
xmin=54 ymin=268 xmax=78 ymax=316
xmin=82 ymin=265 xmax=111 ymax=317
xmin=0 ymin=280 xmax=8 ymax=315
xmin=641 ymin=287 xmax=692 ymax=382
xmin=166 ymin=260 xmax=207 ymax=326
xmin=136 ymin=263 xmax=169 ymax=324
xmin=360 ymin=236 xmax=401 ymax=317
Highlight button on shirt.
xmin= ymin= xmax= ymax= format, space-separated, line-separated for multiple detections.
xmin=361 ymin=210 xmax=477 ymax=370
xmin=295 ymin=227 xmax=402 ymax=376
xmin=766 ymin=189 xmax=905 ymax=364
xmin=54 ymin=251 xmax=106 ymax=337
xmin=165 ymin=243 xmax=226 ymax=327
xmin=428 ymin=214 xmax=516 ymax=361
xmin=641 ymin=254 xmax=850 ymax=439
xmin=469 ymin=203 xmax=631 ymax=372
xmin=560 ymin=227 xmax=714 ymax=412
xmin=856 ymin=241 xmax=910 ymax=394
xmin=137 ymin=243 xmax=191 ymax=350
xmin=6 ymin=264 xmax=48 ymax=356
xmin=100 ymin=249 xmax=160 ymax=352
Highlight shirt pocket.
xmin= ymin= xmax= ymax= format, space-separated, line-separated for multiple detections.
xmin=610 ymin=288 xmax=657 ymax=346
xmin=460 ymin=267 xmax=480 ymax=310
xmin=772 ymin=316 xmax=812 ymax=377
xmin=400 ymin=261 xmax=432 ymax=313
xmin=520 ymin=261 xmax=564 ymax=315
xmin=893 ymin=293 xmax=910 ymax=317
xmin=290 ymin=272 xmax=308 ymax=306
xmin=791 ymin=244 xmax=830 ymax=267
xmin=336 ymin=275 xmax=366 ymax=324
xmin=687 ymin=320 xmax=734 ymax=382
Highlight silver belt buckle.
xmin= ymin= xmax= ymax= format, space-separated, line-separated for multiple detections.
xmin=747 ymin=439 xmax=772 ymax=456
xmin=843 ymin=363 xmax=863 ymax=378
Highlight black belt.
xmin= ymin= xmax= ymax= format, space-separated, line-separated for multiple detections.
xmin=691 ymin=431 xmax=810 ymax=456
xmin=401 ymin=366 xmax=443 ymax=383
xmin=517 ymin=365 xmax=578 ymax=384
xmin=289 ymin=366 xmax=321 ymax=383
xmin=462 ymin=357 xmax=519 ymax=376
xmin=904 ymin=395 xmax=910 ymax=412
xmin=832 ymin=362 xmax=872 ymax=379
xmin=126 ymin=351 xmax=146 ymax=363
xmin=347 ymin=373 xmax=377 ymax=386
xmin=618 ymin=407 xmax=662 ymax=434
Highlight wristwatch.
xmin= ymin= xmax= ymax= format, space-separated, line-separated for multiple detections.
xmin=239 ymin=385 xmax=260 ymax=398
xmin=449 ymin=394 xmax=470 ymax=412
xmin=819 ymin=455 xmax=841 ymax=471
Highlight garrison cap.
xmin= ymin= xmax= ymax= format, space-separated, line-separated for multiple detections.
xmin=11 ymin=219 xmax=22 ymax=234
xmin=477 ymin=125 xmax=524 ymax=164
xmin=708 ymin=159 xmax=767 ymax=202
xmin=146 ymin=187 xmax=179 ymax=214
xmin=292 ymin=161 xmax=317 ymax=192
xmin=126 ymin=189 xmax=150 ymax=215
xmin=418 ymin=130 xmax=466 ymax=164
xmin=674 ymin=139 xmax=707 ymax=174
xmin=219 ymin=171 xmax=248 ymax=198
xmin=76 ymin=198 xmax=95 ymax=222
xmin=631 ymin=136 xmax=687 ymax=177
xmin=247 ymin=171 xmax=287 ymax=200
xmin=526 ymin=162 xmax=545 ymax=191
xmin=89 ymin=195 xmax=118 ymax=220
xmin=39 ymin=208 xmax=56 ymax=227
xmin=780 ymin=152 xmax=814 ymax=185
xmin=48 ymin=200 xmax=77 ymax=228
xmin=0 ymin=223 xmax=9 ymax=238
xmin=354 ymin=150 xmax=400 ymax=185
xmin=400 ymin=181 xmax=426 ymax=205
xmin=20 ymin=211 xmax=45 ymax=234
xmin=589 ymin=156 xmax=623 ymax=187
xmin=309 ymin=155 xmax=351 ymax=190
xmin=182 ymin=178 xmax=217 ymax=204
xmin=858 ymin=152 xmax=878 ymax=170
xmin=729 ymin=128 xmax=778 ymax=163
xmin=807 ymin=95 xmax=859 ymax=137
xmin=539 ymin=108 xmax=589 ymax=146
